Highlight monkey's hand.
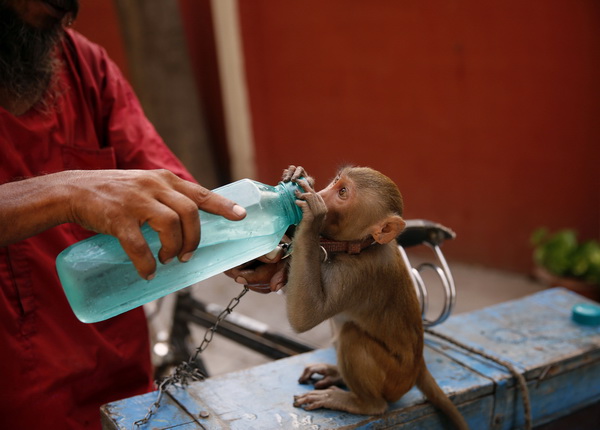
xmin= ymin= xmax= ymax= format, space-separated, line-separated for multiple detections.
xmin=294 ymin=179 xmax=327 ymax=237
xmin=298 ymin=363 xmax=343 ymax=389
xmin=282 ymin=165 xmax=315 ymax=188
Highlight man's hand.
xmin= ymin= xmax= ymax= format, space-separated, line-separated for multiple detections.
xmin=0 ymin=169 xmax=247 ymax=280
xmin=224 ymin=244 xmax=289 ymax=294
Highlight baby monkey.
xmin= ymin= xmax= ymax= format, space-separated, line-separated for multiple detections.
xmin=282 ymin=165 xmax=468 ymax=429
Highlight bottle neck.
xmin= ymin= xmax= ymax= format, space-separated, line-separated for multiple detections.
xmin=276 ymin=181 xmax=304 ymax=225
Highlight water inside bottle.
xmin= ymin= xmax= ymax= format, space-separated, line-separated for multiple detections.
xmin=69 ymin=232 xmax=282 ymax=322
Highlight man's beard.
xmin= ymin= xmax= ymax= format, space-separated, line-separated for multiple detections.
xmin=0 ymin=5 xmax=66 ymax=111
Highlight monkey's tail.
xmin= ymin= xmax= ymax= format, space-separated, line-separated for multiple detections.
xmin=416 ymin=367 xmax=469 ymax=430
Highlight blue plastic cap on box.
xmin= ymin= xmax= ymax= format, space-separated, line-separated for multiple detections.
xmin=572 ymin=303 xmax=600 ymax=326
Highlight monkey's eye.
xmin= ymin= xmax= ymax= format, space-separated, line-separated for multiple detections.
xmin=338 ymin=187 xmax=348 ymax=198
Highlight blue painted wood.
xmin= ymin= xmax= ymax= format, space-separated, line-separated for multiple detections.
xmin=428 ymin=288 xmax=600 ymax=429
xmin=101 ymin=288 xmax=600 ymax=429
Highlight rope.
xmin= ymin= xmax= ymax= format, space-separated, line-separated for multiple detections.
xmin=425 ymin=328 xmax=532 ymax=430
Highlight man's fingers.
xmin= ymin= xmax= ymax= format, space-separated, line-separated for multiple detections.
xmin=175 ymin=179 xmax=246 ymax=221
xmin=231 ymin=261 xmax=283 ymax=284
xmin=66 ymin=170 xmax=249 ymax=282
xmin=117 ymin=227 xmax=156 ymax=280
xmin=234 ymin=266 xmax=276 ymax=284
xmin=245 ymin=285 xmax=272 ymax=294
xmin=153 ymin=190 xmax=201 ymax=262
xmin=158 ymin=176 xmax=246 ymax=263
xmin=269 ymin=264 xmax=287 ymax=291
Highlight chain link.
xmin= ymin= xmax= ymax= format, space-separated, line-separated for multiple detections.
xmin=133 ymin=286 xmax=250 ymax=429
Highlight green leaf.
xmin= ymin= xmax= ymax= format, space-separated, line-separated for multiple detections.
xmin=532 ymin=227 xmax=600 ymax=285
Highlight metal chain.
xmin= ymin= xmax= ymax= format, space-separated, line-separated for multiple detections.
xmin=133 ymin=286 xmax=250 ymax=429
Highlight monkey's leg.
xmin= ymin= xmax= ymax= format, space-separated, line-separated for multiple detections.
xmin=294 ymin=323 xmax=393 ymax=415
xmin=298 ymin=363 xmax=344 ymax=389
xmin=336 ymin=322 xmax=414 ymax=414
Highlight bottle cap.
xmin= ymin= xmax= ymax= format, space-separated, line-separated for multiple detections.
xmin=571 ymin=303 xmax=600 ymax=326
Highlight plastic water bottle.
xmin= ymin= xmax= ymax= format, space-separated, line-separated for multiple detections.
xmin=56 ymin=179 xmax=303 ymax=323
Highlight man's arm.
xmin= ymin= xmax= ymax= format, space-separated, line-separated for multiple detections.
xmin=0 ymin=169 xmax=246 ymax=279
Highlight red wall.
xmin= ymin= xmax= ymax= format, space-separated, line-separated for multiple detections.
xmin=178 ymin=0 xmax=231 ymax=182
xmin=73 ymin=2 xmax=600 ymax=274
xmin=238 ymin=1 xmax=600 ymax=273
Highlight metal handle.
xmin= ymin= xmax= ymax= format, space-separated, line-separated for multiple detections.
xmin=397 ymin=220 xmax=457 ymax=327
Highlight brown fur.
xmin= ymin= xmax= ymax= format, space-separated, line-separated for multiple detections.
xmin=283 ymin=166 xmax=468 ymax=429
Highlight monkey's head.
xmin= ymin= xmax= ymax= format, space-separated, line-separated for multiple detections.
xmin=317 ymin=166 xmax=405 ymax=243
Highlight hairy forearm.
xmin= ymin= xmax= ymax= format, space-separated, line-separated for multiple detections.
xmin=0 ymin=172 xmax=79 ymax=246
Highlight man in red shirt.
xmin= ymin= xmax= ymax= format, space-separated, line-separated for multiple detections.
xmin=0 ymin=1 xmax=248 ymax=428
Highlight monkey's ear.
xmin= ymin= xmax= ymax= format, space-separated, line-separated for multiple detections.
xmin=370 ymin=216 xmax=406 ymax=244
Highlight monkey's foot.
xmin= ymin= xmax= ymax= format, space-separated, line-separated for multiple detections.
xmin=293 ymin=386 xmax=387 ymax=415
xmin=298 ymin=363 xmax=343 ymax=389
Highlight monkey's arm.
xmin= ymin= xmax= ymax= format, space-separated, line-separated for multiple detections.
xmin=285 ymin=179 xmax=339 ymax=332
xmin=286 ymin=230 xmax=329 ymax=332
